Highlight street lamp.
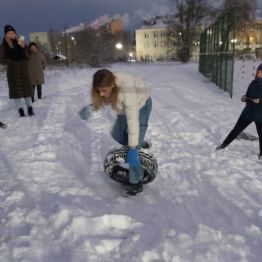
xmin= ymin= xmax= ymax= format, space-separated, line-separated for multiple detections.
xmin=115 ymin=42 xmax=123 ymax=49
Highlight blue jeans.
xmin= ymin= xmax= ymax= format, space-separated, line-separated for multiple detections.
xmin=111 ymin=97 xmax=152 ymax=183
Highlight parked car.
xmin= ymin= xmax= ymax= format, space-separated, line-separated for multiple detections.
xmin=237 ymin=53 xmax=256 ymax=60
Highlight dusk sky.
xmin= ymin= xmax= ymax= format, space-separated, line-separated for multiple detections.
xmin=0 ymin=0 xmax=170 ymax=40
xmin=1 ymin=0 xmax=261 ymax=41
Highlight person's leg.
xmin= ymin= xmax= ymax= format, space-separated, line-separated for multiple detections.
xmin=129 ymin=97 xmax=152 ymax=185
xmin=25 ymin=97 xmax=32 ymax=108
xmin=255 ymin=122 xmax=262 ymax=156
xmin=24 ymin=97 xmax=34 ymax=116
xmin=111 ymin=115 xmax=128 ymax=145
xmin=138 ymin=97 xmax=152 ymax=145
xmin=14 ymin=99 xmax=25 ymax=117
xmin=31 ymin=85 xmax=35 ymax=103
xmin=110 ymin=114 xmax=141 ymax=188
xmin=37 ymin=85 xmax=42 ymax=99
xmin=219 ymin=117 xmax=252 ymax=148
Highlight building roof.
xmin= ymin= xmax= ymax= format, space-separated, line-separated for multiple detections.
xmin=137 ymin=16 xmax=170 ymax=30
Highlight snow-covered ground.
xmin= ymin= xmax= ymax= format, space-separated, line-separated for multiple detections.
xmin=0 ymin=61 xmax=262 ymax=262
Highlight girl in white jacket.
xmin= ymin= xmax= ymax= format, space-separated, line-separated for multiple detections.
xmin=92 ymin=69 xmax=152 ymax=195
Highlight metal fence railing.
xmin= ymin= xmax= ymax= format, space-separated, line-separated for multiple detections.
xmin=199 ymin=7 xmax=236 ymax=97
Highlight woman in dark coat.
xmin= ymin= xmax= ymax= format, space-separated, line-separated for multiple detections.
xmin=216 ymin=63 xmax=262 ymax=159
xmin=2 ymin=25 xmax=34 ymax=117
xmin=28 ymin=42 xmax=46 ymax=102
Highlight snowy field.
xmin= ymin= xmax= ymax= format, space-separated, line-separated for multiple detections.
xmin=0 ymin=61 xmax=262 ymax=262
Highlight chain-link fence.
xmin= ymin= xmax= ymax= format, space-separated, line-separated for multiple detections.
xmin=199 ymin=8 xmax=236 ymax=97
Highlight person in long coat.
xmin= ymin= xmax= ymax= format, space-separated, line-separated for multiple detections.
xmin=2 ymin=25 xmax=34 ymax=117
xmin=28 ymin=42 xmax=46 ymax=102
xmin=216 ymin=63 xmax=262 ymax=159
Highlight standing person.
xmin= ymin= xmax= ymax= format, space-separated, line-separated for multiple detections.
xmin=91 ymin=69 xmax=152 ymax=195
xmin=216 ymin=63 xmax=262 ymax=159
xmin=28 ymin=42 xmax=46 ymax=102
xmin=2 ymin=25 xmax=34 ymax=117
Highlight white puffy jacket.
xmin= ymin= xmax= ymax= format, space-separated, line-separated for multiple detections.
xmin=114 ymin=72 xmax=150 ymax=147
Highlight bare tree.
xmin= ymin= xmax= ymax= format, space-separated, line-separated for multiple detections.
xmin=168 ymin=0 xmax=214 ymax=62
xmin=48 ymin=31 xmax=65 ymax=55
xmin=222 ymin=0 xmax=256 ymax=27
xmin=74 ymin=28 xmax=117 ymax=67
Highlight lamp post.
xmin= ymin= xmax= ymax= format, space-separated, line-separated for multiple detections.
xmin=64 ymin=25 xmax=69 ymax=66
xmin=115 ymin=42 xmax=123 ymax=50
xmin=115 ymin=42 xmax=123 ymax=61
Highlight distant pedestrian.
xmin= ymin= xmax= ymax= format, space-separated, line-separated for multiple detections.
xmin=28 ymin=42 xmax=46 ymax=102
xmin=2 ymin=25 xmax=34 ymax=117
xmin=216 ymin=63 xmax=262 ymax=159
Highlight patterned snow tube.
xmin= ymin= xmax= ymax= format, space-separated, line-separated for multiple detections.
xmin=104 ymin=146 xmax=158 ymax=185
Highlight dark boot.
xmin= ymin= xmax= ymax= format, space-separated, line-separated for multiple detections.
xmin=125 ymin=182 xmax=143 ymax=196
xmin=18 ymin=108 xmax=25 ymax=117
xmin=142 ymin=141 xmax=151 ymax=149
xmin=0 ymin=121 xmax=7 ymax=129
xmin=27 ymin=106 xmax=34 ymax=116
xmin=216 ymin=144 xmax=226 ymax=150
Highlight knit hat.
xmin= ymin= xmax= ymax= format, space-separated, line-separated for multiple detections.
xmin=4 ymin=25 xmax=16 ymax=34
xmin=257 ymin=63 xmax=262 ymax=71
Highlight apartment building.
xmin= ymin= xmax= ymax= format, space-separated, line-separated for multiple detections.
xmin=235 ymin=20 xmax=262 ymax=57
xmin=29 ymin=32 xmax=52 ymax=53
xmin=135 ymin=22 xmax=170 ymax=62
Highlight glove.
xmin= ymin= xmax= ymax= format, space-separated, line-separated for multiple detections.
xmin=127 ymin=148 xmax=140 ymax=167
xmin=78 ymin=104 xmax=93 ymax=120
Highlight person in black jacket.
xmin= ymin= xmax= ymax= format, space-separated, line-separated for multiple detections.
xmin=216 ymin=63 xmax=262 ymax=159
xmin=2 ymin=25 xmax=34 ymax=117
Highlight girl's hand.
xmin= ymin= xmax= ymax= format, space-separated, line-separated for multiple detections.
xmin=78 ymin=104 xmax=93 ymax=120
xmin=17 ymin=35 xmax=25 ymax=48
xmin=252 ymin=98 xmax=260 ymax=104
xmin=241 ymin=95 xmax=247 ymax=102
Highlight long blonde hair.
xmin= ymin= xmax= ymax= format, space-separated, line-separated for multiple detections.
xmin=91 ymin=69 xmax=119 ymax=111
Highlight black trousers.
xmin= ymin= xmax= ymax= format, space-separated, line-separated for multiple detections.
xmin=32 ymin=85 xmax=42 ymax=102
xmin=222 ymin=117 xmax=262 ymax=155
